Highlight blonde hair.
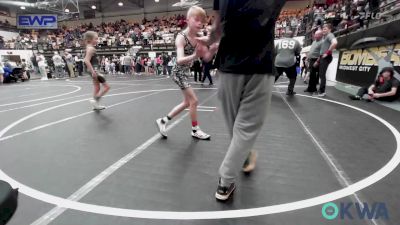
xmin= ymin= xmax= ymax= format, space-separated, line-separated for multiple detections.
xmin=187 ymin=6 xmax=206 ymax=22
xmin=83 ymin=31 xmax=98 ymax=42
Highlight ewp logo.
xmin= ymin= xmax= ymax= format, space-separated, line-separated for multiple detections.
xmin=322 ymin=202 xmax=389 ymax=220
xmin=17 ymin=15 xmax=57 ymax=29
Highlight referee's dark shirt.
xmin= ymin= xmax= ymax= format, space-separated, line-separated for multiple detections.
xmin=214 ymin=0 xmax=286 ymax=75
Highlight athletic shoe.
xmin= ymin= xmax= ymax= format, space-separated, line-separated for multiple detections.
xmin=94 ymin=105 xmax=106 ymax=110
xmin=215 ymin=179 xmax=236 ymax=201
xmin=156 ymin=118 xmax=168 ymax=138
xmin=242 ymin=151 xmax=258 ymax=173
xmin=191 ymin=127 xmax=211 ymax=140
xmin=89 ymin=99 xmax=97 ymax=108
xmin=90 ymin=99 xmax=106 ymax=110
xmin=316 ymin=92 xmax=326 ymax=97
xmin=286 ymin=90 xmax=296 ymax=96
xmin=349 ymin=95 xmax=361 ymax=100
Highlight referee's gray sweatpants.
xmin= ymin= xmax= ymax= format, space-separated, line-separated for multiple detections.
xmin=218 ymin=72 xmax=274 ymax=186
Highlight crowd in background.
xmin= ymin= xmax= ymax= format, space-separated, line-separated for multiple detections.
xmin=24 ymin=50 xmax=179 ymax=81
xmin=301 ymin=0 xmax=400 ymax=44
xmin=275 ymin=9 xmax=309 ymax=38
xmin=0 ymin=14 xmax=213 ymax=50
xmin=97 ymin=52 xmax=177 ymax=76
xmin=1 ymin=0 xmax=400 ymax=50
xmin=0 ymin=19 xmax=10 ymax=27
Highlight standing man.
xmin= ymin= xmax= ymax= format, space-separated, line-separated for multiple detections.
xmin=198 ymin=0 xmax=286 ymax=201
xmin=37 ymin=54 xmax=48 ymax=81
xmin=0 ymin=62 xmax=4 ymax=84
xmin=274 ymin=31 xmax=302 ymax=95
xmin=75 ymin=53 xmax=84 ymax=77
xmin=31 ymin=53 xmax=39 ymax=75
xmin=304 ymin=30 xmax=323 ymax=93
xmin=192 ymin=59 xmax=202 ymax=83
xmin=201 ymin=58 xmax=214 ymax=86
xmin=52 ymin=52 xmax=64 ymax=79
xmin=65 ymin=50 xmax=75 ymax=78
xmin=135 ymin=54 xmax=142 ymax=75
xmin=123 ymin=54 xmax=132 ymax=75
xmin=316 ymin=24 xmax=337 ymax=97
xmin=162 ymin=52 xmax=170 ymax=76
xmin=119 ymin=54 xmax=125 ymax=74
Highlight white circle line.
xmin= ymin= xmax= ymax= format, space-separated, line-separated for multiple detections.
xmin=67 ymin=77 xmax=168 ymax=83
xmin=0 ymin=85 xmax=82 ymax=107
xmin=0 ymin=92 xmax=398 ymax=220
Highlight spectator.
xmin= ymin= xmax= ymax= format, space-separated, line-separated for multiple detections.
xmin=37 ymin=54 xmax=48 ymax=80
xmin=123 ymin=54 xmax=132 ymax=74
xmin=301 ymin=56 xmax=309 ymax=83
xmin=156 ymin=55 xmax=163 ymax=76
xmin=53 ymin=52 xmax=64 ymax=79
xmin=0 ymin=36 xmax=4 ymax=49
xmin=135 ymin=54 xmax=142 ymax=75
xmin=65 ymin=50 xmax=75 ymax=78
xmin=21 ymin=59 xmax=29 ymax=80
xmin=75 ymin=53 xmax=84 ymax=76
xmin=31 ymin=54 xmax=39 ymax=74
xmin=0 ymin=62 xmax=4 ymax=84
xmin=192 ymin=59 xmax=202 ymax=83
xmin=369 ymin=0 xmax=380 ymax=12
xmin=144 ymin=57 xmax=150 ymax=74
xmin=349 ymin=67 xmax=400 ymax=102
xmin=162 ymin=52 xmax=170 ymax=75
xmin=167 ymin=56 xmax=176 ymax=77
xmin=202 ymin=57 xmax=214 ymax=86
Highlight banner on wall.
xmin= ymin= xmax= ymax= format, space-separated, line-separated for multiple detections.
xmin=336 ymin=43 xmax=400 ymax=87
xmin=17 ymin=14 xmax=58 ymax=29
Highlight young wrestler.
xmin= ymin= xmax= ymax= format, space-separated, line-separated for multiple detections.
xmin=84 ymin=31 xmax=110 ymax=110
xmin=156 ymin=6 xmax=217 ymax=140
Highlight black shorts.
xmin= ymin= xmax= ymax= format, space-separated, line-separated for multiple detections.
xmin=90 ymin=69 xmax=106 ymax=83
xmin=276 ymin=65 xmax=297 ymax=79
xmin=96 ymin=74 xmax=106 ymax=83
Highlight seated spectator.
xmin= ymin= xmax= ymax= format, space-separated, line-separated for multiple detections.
xmin=0 ymin=62 xmax=4 ymax=84
xmin=349 ymin=67 xmax=400 ymax=102
xmin=0 ymin=36 xmax=4 ymax=49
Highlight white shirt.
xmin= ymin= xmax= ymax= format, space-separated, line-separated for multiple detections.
xmin=38 ymin=57 xmax=47 ymax=67
xmin=75 ymin=56 xmax=83 ymax=62
xmin=52 ymin=55 xmax=63 ymax=66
